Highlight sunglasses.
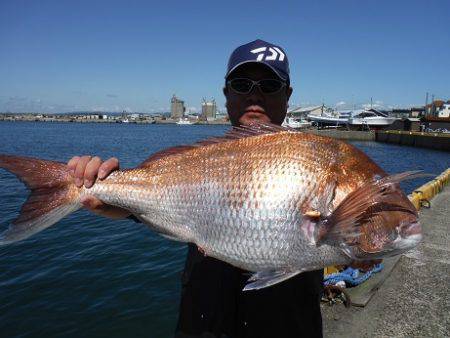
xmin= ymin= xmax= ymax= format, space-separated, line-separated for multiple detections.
xmin=227 ymin=78 xmax=286 ymax=94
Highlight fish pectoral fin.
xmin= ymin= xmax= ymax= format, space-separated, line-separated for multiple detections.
xmin=243 ymin=269 xmax=303 ymax=291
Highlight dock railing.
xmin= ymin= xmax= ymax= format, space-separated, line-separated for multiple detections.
xmin=408 ymin=168 xmax=450 ymax=210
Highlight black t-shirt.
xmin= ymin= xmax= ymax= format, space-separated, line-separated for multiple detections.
xmin=175 ymin=244 xmax=324 ymax=338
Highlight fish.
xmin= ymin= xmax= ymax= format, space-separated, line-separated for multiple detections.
xmin=0 ymin=123 xmax=422 ymax=290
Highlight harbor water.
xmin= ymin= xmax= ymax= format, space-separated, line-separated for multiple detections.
xmin=0 ymin=122 xmax=449 ymax=338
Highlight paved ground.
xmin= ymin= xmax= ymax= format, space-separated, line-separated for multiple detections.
xmin=322 ymin=186 xmax=450 ymax=338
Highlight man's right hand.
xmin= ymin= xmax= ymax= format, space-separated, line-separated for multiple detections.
xmin=67 ymin=156 xmax=131 ymax=219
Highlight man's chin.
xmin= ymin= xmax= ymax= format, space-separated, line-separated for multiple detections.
xmin=238 ymin=112 xmax=271 ymax=126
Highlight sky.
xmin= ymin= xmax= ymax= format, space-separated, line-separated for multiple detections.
xmin=0 ymin=0 xmax=449 ymax=113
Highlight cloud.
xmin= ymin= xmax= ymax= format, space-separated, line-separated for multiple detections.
xmin=335 ymin=101 xmax=346 ymax=107
xmin=0 ymin=96 xmax=78 ymax=113
xmin=106 ymin=94 xmax=118 ymax=98
xmin=361 ymin=101 xmax=384 ymax=110
xmin=90 ymin=106 xmax=108 ymax=112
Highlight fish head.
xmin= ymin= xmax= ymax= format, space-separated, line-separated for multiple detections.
xmin=357 ymin=187 xmax=422 ymax=258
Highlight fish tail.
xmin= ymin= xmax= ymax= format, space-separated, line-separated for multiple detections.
xmin=311 ymin=171 xmax=423 ymax=248
xmin=0 ymin=154 xmax=81 ymax=245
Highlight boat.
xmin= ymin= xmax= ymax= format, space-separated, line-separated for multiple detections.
xmin=307 ymin=110 xmax=351 ymax=128
xmin=176 ymin=117 xmax=194 ymax=125
xmin=282 ymin=116 xmax=311 ymax=129
xmin=347 ymin=109 xmax=398 ymax=130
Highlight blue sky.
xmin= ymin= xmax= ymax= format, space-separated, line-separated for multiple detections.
xmin=0 ymin=0 xmax=449 ymax=113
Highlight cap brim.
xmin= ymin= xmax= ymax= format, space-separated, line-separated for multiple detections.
xmin=225 ymin=61 xmax=288 ymax=81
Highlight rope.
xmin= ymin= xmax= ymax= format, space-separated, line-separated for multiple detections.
xmin=324 ymin=263 xmax=384 ymax=287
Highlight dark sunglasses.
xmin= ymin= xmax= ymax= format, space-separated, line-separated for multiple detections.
xmin=227 ymin=78 xmax=286 ymax=94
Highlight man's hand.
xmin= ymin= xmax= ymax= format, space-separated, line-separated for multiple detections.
xmin=67 ymin=156 xmax=131 ymax=219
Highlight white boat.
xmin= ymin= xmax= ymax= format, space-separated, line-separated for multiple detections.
xmin=307 ymin=111 xmax=351 ymax=128
xmin=282 ymin=116 xmax=311 ymax=129
xmin=176 ymin=117 xmax=194 ymax=125
xmin=348 ymin=109 xmax=397 ymax=129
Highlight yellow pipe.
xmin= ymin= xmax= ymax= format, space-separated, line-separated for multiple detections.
xmin=408 ymin=167 xmax=450 ymax=210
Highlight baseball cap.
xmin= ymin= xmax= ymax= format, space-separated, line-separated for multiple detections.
xmin=225 ymin=39 xmax=290 ymax=83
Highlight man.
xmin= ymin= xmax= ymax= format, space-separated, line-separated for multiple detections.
xmin=68 ymin=39 xmax=324 ymax=338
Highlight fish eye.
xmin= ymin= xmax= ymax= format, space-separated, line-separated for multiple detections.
xmin=373 ymin=174 xmax=382 ymax=181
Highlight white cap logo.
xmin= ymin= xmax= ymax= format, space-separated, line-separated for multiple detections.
xmin=250 ymin=46 xmax=285 ymax=62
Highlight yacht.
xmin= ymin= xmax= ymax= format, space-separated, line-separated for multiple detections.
xmin=347 ymin=109 xmax=397 ymax=129
xmin=307 ymin=111 xmax=351 ymax=128
xmin=282 ymin=116 xmax=311 ymax=129
xmin=176 ymin=117 xmax=194 ymax=125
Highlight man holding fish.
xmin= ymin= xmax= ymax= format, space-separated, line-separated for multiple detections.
xmin=67 ymin=39 xmax=324 ymax=337
xmin=1 ymin=40 xmax=421 ymax=338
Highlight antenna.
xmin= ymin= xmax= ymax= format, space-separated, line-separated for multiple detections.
xmin=431 ymin=94 xmax=435 ymax=116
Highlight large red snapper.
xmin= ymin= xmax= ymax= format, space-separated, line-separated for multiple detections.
xmin=0 ymin=124 xmax=422 ymax=290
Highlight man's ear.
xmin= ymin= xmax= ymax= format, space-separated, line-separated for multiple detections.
xmin=286 ymin=86 xmax=293 ymax=101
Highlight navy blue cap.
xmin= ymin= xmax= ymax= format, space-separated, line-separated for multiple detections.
xmin=225 ymin=39 xmax=290 ymax=82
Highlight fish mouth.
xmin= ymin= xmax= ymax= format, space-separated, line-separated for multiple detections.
xmin=401 ymin=221 xmax=422 ymax=237
xmin=389 ymin=221 xmax=423 ymax=253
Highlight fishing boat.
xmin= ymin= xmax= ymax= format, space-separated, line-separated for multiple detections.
xmin=282 ymin=116 xmax=311 ymax=129
xmin=307 ymin=111 xmax=351 ymax=128
xmin=347 ymin=109 xmax=397 ymax=130
xmin=176 ymin=118 xmax=194 ymax=125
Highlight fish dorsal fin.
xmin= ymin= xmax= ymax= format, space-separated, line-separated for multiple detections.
xmin=139 ymin=122 xmax=296 ymax=167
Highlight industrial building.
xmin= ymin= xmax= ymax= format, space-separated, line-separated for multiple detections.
xmin=171 ymin=95 xmax=186 ymax=119
xmin=201 ymin=99 xmax=217 ymax=120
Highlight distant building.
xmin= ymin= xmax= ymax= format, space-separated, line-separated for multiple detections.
xmin=426 ymin=100 xmax=445 ymax=116
xmin=410 ymin=107 xmax=425 ymax=118
xmin=201 ymin=99 xmax=217 ymax=120
xmin=391 ymin=109 xmax=411 ymax=119
xmin=171 ymin=95 xmax=186 ymax=119
xmin=130 ymin=113 xmax=141 ymax=121
xmin=438 ymin=103 xmax=450 ymax=118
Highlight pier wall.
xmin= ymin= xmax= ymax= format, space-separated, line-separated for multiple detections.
xmin=376 ymin=130 xmax=450 ymax=151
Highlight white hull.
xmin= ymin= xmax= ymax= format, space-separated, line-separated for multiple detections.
xmin=348 ymin=117 xmax=397 ymax=126
xmin=282 ymin=117 xmax=311 ymax=129
xmin=307 ymin=114 xmax=349 ymax=126
xmin=176 ymin=118 xmax=194 ymax=125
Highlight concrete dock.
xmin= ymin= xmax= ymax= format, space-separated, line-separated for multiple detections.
xmin=322 ymin=185 xmax=450 ymax=337
xmin=376 ymin=130 xmax=450 ymax=151
xmin=305 ymin=129 xmax=376 ymax=141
